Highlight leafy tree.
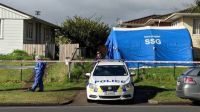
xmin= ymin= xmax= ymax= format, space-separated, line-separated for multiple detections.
xmin=58 ymin=16 xmax=110 ymax=56
xmin=190 ymin=0 xmax=200 ymax=12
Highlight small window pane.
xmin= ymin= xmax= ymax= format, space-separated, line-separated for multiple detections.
xmin=193 ymin=19 xmax=200 ymax=34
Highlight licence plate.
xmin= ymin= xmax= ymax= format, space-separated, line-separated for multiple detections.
xmin=105 ymin=91 xmax=115 ymax=95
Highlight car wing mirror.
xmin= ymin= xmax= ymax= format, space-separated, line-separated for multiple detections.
xmin=130 ymin=72 xmax=136 ymax=77
xmin=85 ymin=73 xmax=91 ymax=77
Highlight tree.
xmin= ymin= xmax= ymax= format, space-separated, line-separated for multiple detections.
xmin=190 ymin=0 xmax=200 ymax=12
xmin=195 ymin=0 xmax=200 ymax=7
xmin=59 ymin=16 xmax=110 ymax=57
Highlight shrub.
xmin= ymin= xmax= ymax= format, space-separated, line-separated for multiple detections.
xmin=70 ymin=62 xmax=93 ymax=82
xmin=10 ymin=50 xmax=29 ymax=57
xmin=0 ymin=50 xmax=33 ymax=60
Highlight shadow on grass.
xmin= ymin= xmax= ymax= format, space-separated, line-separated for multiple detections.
xmin=0 ymin=86 xmax=86 ymax=92
xmin=0 ymin=88 xmax=27 ymax=91
xmin=133 ymin=85 xmax=174 ymax=104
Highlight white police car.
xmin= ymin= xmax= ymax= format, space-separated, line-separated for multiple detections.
xmin=85 ymin=60 xmax=134 ymax=102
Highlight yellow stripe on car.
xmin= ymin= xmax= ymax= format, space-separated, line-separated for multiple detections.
xmin=98 ymin=86 xmax=103 ymax=93
xmin=117 ymin=86 xmax=123 ymax=92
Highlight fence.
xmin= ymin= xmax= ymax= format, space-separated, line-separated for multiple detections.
xmin=59 ymin=44 xmax=79 ymax=61
xmin=1 ymin=60 xmax=200 ymax=82
xmin=23 ymin=44 xmax=55 ymax=59
xmin=66 ymin=60 xmax=200 ymax=80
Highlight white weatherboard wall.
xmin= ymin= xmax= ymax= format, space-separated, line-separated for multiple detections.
xmin=0 ymin=5 xmax=29 ymax=19
xmin=0 ymin=19 xmax=24 ymax=54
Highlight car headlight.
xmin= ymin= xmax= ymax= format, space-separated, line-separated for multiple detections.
xmin=122 ymin=83 xmax=132 ymax=90
xmin=89 ymin=83 xmax=96 ymax=89
xmin=88 ymin=83 xmax=98 ymax=92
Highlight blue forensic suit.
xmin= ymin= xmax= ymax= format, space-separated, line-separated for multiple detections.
xmin=31 ymin=61 xmax=46 ymax=91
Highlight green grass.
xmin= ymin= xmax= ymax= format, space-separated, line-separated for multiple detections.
xmin=135 ymin=67 xmax=188 ymax=88
xmin=44 ymin=82 xmax=86 ymax=91
xmin=0 ymin=62 xmax=34 ymax=82
xmin=136 ymin=80 xmax=176 ymax=89
xmin=153 ymin=91 xmax=191 ymax=103
xmin=0 ymin=91 xmax=75 ymax=104
xmin=0 ymin=82 xmax=23 ymax=90
xmin=0 ymin=62 xmax=85 ymax=105
xmin=136 ymin=80 xmax=191 ymax=103
xmin=134 ymin=67 xmax=191 ymax=103
xmin=0 ymin=61 xmax=192 ymax=104
xmin=45 ymin=62 xmax=67 ymax=83
xmin=0 ymin=81 xmax=84 ymax=105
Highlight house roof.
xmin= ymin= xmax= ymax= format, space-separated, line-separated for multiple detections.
xmin=123 ymin=7 xmax=200 ymax=26
xmin=0 ymin=3 xmax=60 ymax=28
xmin=124 ymin=15 xmax=160 ymax=24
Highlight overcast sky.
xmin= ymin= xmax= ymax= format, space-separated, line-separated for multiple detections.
xmin=0 ymin=0 xmax=196 ymax=26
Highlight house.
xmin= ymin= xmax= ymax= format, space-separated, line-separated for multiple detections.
xmin=120 ymin=8 xmax=200 ymax=60
xmin=0 ymin=3 xmax=59 ymax=59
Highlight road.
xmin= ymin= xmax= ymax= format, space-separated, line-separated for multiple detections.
xmin=0 ymin=105 xmax=199 ymax=112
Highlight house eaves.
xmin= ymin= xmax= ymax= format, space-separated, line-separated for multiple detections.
xmin=0 ymin=3 xmax=31 ymax=19
xmin=0 ymin=3 xmax=60 ymax=29
xmin=144 ymin=13 xmax=200 ymax=25
xmin=32 ymin=17 xmax=60 ymax=29
xmin=164 ymin=13 xmax=200 ymax=22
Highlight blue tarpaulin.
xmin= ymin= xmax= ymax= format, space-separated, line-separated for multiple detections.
xmin=105 ymin=26 xmax=193 ymax=67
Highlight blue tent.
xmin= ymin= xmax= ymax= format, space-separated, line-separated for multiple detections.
xmin=105 ymin=26 xmax=193 ymax=67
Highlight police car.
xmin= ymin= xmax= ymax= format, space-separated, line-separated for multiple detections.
xmin=85 ymin=60 xmax=134 ymax=102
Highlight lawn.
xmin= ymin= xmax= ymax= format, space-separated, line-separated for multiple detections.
xmin=0 ymin=81 xmax=84 ymax=105
xmin=153 ymin=91 xmax=191 ymax=103
xmin=135 ymin=67 xmax=191 ymax=103
xmin=0 ymin=61 xmax=192 ymax=104
xmin=0 ymin=62 xmax=86 ymax=105
xmin=0 ymin=91 xmax=75 ymax=105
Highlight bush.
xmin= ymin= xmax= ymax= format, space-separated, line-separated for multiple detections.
xmin=0 ymin=50 xmax=33 ymax=60
xmin=10 ymin=50 xmax=29 ymax=57
xmin=70 ymin=62 xmax=93 ymax=82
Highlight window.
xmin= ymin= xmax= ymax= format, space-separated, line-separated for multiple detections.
xmin=193 ymin=19 xmax=200 ymax=34
xmin=26 ymin=23 xmax=33 ymax=39
xmin=44 ymin=28 xmax=52 ymax=43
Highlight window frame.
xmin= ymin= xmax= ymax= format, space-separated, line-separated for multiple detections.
xmin=0 ymin=19 xmax=3 ymax=39
xmin=193 ymin=19 xmax=200 ymax=35
xmin=26 ymin=22 xmax=33 ymax=39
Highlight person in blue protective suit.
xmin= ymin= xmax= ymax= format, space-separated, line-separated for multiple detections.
xmin=30 ymin=55 xmax=46 ymax=92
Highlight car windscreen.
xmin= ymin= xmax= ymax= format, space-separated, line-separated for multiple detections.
xmin=93 ymin=65 xmax=128 ymax=76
